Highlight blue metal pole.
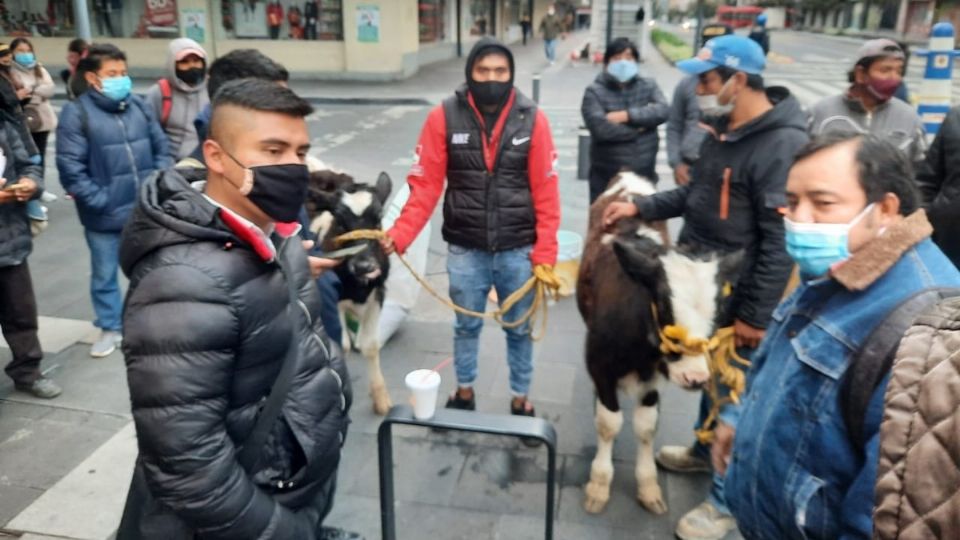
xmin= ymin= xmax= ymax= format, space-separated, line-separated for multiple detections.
xmin=73 ymin=0 xmax=92 ymax=41
xmin=916 ymin=22 xmax=958 ymax=136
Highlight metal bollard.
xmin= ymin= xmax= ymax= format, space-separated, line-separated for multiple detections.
xmin=916 ymin=22 xmax=959 ymax=136
xmin=532 ymin=75 xmax=541 ymax=104
xmin=577 ymin=128 xmax=591 ymax=181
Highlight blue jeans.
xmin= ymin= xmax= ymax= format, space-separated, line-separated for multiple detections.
xmin=316 ymin=269 xmax=343 ymax=346
xmin=544 ymin=38 xmax=557 ymax=61
xmin=447 ymin=244 xmax=534 ymax=396
xmin=83 ymin=230 xmax=123 ymax=332
xmin=691 ymin=346 xmax=754 ymax=516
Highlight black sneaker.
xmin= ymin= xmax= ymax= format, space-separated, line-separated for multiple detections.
xmin=318 ymin=526 xmax=365 ymax=540
xmin=15 ymin=377 xmax=62 ymax=399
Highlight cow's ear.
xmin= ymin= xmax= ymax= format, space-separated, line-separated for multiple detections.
xmin=374 ymin=172 xmax=392 ymax=205
xmin=306 ymin=170 xmax=351 ymax=213
xmin=613 ymin=236 xmax=663 ymax=290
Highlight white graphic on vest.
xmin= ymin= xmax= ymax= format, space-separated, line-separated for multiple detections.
xmin=451 ymin=133 xmax=470 ymax=145
xmin=512 ymin=136 xmax=531 ymax=146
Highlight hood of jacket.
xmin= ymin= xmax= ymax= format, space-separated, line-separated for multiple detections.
xmin=703 ymin=86 xmax=807 ymax=143
xmin=465 ymin=37 xmax=515 ymax=86
xmin=165 ymin=37 xmax=207 ymax=94
xmin=120 ymin=168 xmax=233 ymax=277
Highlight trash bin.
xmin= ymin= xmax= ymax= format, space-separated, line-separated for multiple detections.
xmin=555 ymin=230 xmax=583 ymax=297
xmin=577 ymin=128 xmax=590 ymax=181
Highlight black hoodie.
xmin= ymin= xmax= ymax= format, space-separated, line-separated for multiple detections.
xmin=636 ymin=87 xmax=810 ymax=329
xmin=465 ymin=37 xmax=515 ymax=132
xmin=117 ymin=170 xmax=350 ymax=539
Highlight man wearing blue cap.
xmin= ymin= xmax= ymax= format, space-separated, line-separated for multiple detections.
xmin=604 ymin=35 xmax=809 ymax=539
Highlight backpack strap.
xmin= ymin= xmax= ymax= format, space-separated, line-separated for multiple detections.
xmin=157 ymin=78 xmax=172 ymax=127
xmin=842 ymin=286 xmax=960 ymax=450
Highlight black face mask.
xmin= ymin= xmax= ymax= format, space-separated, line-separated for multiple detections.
xmin=176 ymin=67 xmax=205 ymax=86
xmin=468 ymin=80 xmax=511 ymax=107
xmin=223 ymin=149 xmax=308 ymax=223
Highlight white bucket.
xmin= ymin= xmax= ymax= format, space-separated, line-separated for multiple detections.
xmin=555 ymin=230 xmax=583 ymax=297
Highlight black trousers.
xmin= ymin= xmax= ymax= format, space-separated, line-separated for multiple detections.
xmin=1 ymin=261 xmax=43 ymax=384
xmin=32 ymin=130 xmax=49 ymax=173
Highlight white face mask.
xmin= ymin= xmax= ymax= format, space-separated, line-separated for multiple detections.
xmin=696 ymin=77 xmax=736 ymax=118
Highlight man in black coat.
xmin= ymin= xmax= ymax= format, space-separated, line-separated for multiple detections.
xmin=917 ymin=104 xmax=960 ymax=268
xmin=117 ymin=79 xmax=359 ymax=539
xmin=0 ymin=120 xmax=58 ymax=399
xmin=604 ymin=35 xmax=809 ymax=540
xmin=581 ymin=37 xmax=668 ymax=202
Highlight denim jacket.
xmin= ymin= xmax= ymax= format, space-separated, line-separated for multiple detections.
xmin=724 ymin=211 xmax=960 ymax=540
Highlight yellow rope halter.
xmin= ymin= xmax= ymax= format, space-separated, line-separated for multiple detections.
xmin=650 ymin=303 xmax=751 ymax=444
xmin=333 ymin=229 xmax=562 ymax=341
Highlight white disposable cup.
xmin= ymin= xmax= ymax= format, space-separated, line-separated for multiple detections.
xmin=405 ymin=369 xmax=441 ymax=420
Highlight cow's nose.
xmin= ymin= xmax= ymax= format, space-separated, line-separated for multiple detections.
xmin=352 ymin=259 xmax=377 ymax=274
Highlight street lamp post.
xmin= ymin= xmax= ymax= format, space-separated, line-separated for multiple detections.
xmin=73 ymin=0 xmax=92 ymax=41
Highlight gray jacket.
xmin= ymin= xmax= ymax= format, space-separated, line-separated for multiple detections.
xmin=0 ymin=121 xmax=44 ymax=267
xmin=666 ymin=74 xmax=705 ymax=168
xmin=144 ymin=38 xmax=209 ymax=161
xmin=808 ymin=92 xmax=926 ymax=163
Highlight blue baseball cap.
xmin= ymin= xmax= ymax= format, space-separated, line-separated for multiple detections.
xmin=677 ymin=35 xmax=766 ymax=75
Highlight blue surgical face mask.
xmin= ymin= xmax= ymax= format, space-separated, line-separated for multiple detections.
xmin=99 ymin=75 xmax=132 ymax=101
xmin=14 ymin=52 xmax=35 ymax=68
xmin=607 ymin=59 xmax=639 ymax=83
xmin=784 ymin=203 xmax=876 ymax=278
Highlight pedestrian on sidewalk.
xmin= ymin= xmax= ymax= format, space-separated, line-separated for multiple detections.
xmin=539 ymin=4 xmax=564 ymax=65
xmin=381 ymin=37 xmax=560 ymax=420
xmin=0 ymin=43 xmax=40 ymax=159
xmin=747 ymin=13 xmax=770 ymax=56
xmin=55 ymin=44 xmax=171 ymax=359
xmin=117 ymin=79 xmax=360 ymax=540
xmin=603 ymin=35 xmax=809 ymax=540
xmin=144 ymin=38 xmax=209 ymax=161
xmin=0 ymin=117 xmax=59 ymax=399
xmin=808 ymin=39 xmax=926 ymax=166
xmin=60 ymin=39 xmax=88 ymax=100
xmin=666 ymin=74 xmax=705 ymax=186
xmin=9 ymin=38 xmax=56 ymax=171
xmin=521 ymin=12 xmax=532 ymax=45
xmin=719 ymin=132 xmax=960 ymax=539
xmin=916 ymin=104 xmax=960 ymax=268
xmin=581 ymin=37 xmax=668 ymax=202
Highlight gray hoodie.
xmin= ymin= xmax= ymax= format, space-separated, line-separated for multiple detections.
xmin=144 ymin=38 xmax=209 ymax=161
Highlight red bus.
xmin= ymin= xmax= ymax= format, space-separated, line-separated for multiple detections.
xmin=716 ymin=6 xmax=764 ymax=29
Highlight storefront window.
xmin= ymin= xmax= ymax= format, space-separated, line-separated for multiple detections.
xmin=218 ymin=0 xmax=343 ymax=41
xmin=0 ymin=0 xmax=180 ymax=38
xmin=467 ymin=0 xmax=493 ymax=36
xmin=419 ymin=0 xmax=446 ymax=43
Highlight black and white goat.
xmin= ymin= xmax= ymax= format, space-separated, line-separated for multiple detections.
xmin=305 ymin=169 xmax=394 ymax=415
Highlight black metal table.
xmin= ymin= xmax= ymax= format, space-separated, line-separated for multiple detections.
xmin=377 ymin=405 xmax=558 ymax=540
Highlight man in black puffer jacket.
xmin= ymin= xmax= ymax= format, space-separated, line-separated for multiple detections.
xmin=916 ymin=104 xmax=960 ymax=268
xmin=581 ymin=37 xmax=669 ymax=202
xmin=117 ymin=80 xmax=358 ymax=539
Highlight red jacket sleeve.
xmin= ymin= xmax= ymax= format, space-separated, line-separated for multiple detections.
xmin=387 ymin=105 xmax=447 ymax=254
xmin=528 ymin=110 xmax=561 ymax=265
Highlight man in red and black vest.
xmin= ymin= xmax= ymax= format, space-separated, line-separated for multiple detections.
xmin=382 ymin=37 xmax=560 ymax=419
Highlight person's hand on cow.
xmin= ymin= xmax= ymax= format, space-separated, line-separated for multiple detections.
xmin=302 ymin=240 xmax=342 ymax=279
xmin=380 ymin=233 xmax=396 ymax=256
xmin=605 ymin=110 xmax=629 ymax=124
xmin=734 ymin=319 xmax=765 ymax=349
xmin=674 ymin=163 xmax=691 ymax=186
xmin=603 ymin=201 xmax=639 ymax=229
xmin=711 ymin=421 xmax=736 ymax=476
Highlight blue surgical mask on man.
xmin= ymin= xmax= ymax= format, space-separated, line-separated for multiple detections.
xmin=608 ymin=59 xmax=639 ymax=83
xmin=14 ymin=52 xmax=35 ymax=68
xmin=784 ymin=203 xmax=876 ymax=277
xmin=99 ymin=75 xmax=132 ymax=101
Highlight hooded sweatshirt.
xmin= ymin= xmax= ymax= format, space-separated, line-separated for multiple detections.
xmin=635 ymin=87 xmax=810 ymax=329
xmin=144 ymin=38 xmax=209 ymax=161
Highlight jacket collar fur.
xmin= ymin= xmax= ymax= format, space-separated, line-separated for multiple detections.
xmin=831 ymin=209 xmax=933 ymax=291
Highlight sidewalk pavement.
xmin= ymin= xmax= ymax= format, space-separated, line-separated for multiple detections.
xmin=1 ymin=31 xmax=725 ymax=540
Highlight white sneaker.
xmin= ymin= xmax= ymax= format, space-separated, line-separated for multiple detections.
xmin=90 ymin=330 xmax=122 ymax=358
xmin=675 ymin=501 xmax=738 ymax=540
xmin=40 ymin=191 xmax=58 ymax=202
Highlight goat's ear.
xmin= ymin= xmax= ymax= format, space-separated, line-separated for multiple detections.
xmin=374 ymin=172 xmax=392 ymax=205
xmin=613 ymin=236 xmax=663 ymax=290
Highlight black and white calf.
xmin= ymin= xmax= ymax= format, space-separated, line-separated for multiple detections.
xmin=305 ymin=169 xmax=394 ymax=415
xmin=576 ymin=172 xmax=741 ymax=515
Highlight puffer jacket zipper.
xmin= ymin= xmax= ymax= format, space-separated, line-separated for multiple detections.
xmin=115 ymin=111 xmax=140 ymax=185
